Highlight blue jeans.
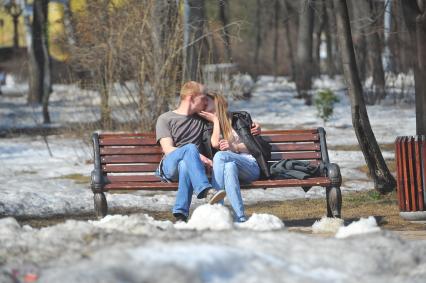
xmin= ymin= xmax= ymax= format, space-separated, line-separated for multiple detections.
xmin=212 ymin=151 xmax=260 ymax=222
xmin=156 ymin=144 xmax=212 ymax=217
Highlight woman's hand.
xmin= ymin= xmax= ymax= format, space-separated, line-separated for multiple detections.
xmin=219 ymin=139 xmax=231 ymax=151
xmin=198 ymin=111 xmax=218 ymax=123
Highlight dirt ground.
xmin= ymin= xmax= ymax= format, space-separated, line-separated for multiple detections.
xmin=17 ymin=189 xmax=426 ymax=241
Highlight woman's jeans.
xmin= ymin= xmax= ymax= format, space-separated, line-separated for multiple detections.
xmin=212 ymin=151 xmax=260 ymax=222
xmin=156 ymin=144 xmax=212 ymax=217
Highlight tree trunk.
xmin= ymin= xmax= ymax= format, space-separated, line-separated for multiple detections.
xmin=349 ymin=0 xmax=367 ymax=82
xmin=334 ymin=0 xmax=396 ymax=194
xmin=383 ymin=0 xmax=394 ymax=73
xmin=312 ymin=1 xmax=325 ymax=77
xmin=219 ymin=0 xmax=232 ymax=62
xmin=63 ymin=0 xmax=76 ymax=46
xmin=324 ymin=0 xmax=336 ymax=77
xmin=40 ymin=0 xmax=51 ymax=124
xmin=359 ymin=0 xmax=386 ymax=102
xmin=12 ymin=15 xmax=19 ymax=48
xmin=184 ymin=0 xmax=205 ymax=81
xmin=401 ymin=0 xmax=426 ymax=135
xmin=253 ymin=0 xmax=262 ymax=79
xmin=282 ymin=0 xmax=296 ymax=79
xmin=295 ymin=0 xmax=314 ymax=104
xmin=273 ymin=0 xmax=280 ymax=79
xmin=28 ymin=0 xmax=50 ymax=104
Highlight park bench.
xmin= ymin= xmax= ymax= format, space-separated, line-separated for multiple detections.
xmin=90 ymin=128 xmax=342 ymax=219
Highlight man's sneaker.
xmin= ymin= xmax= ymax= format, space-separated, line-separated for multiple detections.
xmin=173 ymin=213 xmax=188 ymax=223
xmin=205 ymin=189 xmax=226 ymax=204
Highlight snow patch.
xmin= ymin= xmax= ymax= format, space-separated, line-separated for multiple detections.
xmin=89 ymin=214 xmax=174 ymax=234
xmin=312 ymin=216 xmax=344 ymax=234
xmin=236 ymin=213 xmax=285 ymax=231
xmin=175 ymin=204 xmax=234 ymax=231
xmin=335 ymin=216 xmax=380 ymax=239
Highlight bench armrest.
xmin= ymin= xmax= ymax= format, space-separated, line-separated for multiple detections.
xmin=324 ymin=163 xmax=342 ymax=187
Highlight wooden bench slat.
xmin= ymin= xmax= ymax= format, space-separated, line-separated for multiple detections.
xmin=105 ymin=182 xmax=179 ymax=190
xmin=103 ymin=164 xmax=158 ymax=172
xmin=99 ymin=138 xmax=157 ymax=146
xmin=263 ymin=134 xmax=319 ymax=143
xmin=101 ymin=146 xmax=163 ymax=155
xmin=101 ymin=155 xmax=162 ymax=164
xmin=271 ymin=143 xmax=320 ymax=151
xmin=103 ymin=177 xmax=331 ymax=191
xmin=262 ymin=129 xmax=318 ymax=134
xmin=107 ymin=175 xmax=161 ymax=182
xmin=271 ymin=152 xmax=321 ymax=160
xmin=100 ymin=133 xmax=156 ymax=138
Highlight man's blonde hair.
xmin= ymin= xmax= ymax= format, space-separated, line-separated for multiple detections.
xmin=180 ymin=81 xmax=204 ymax=99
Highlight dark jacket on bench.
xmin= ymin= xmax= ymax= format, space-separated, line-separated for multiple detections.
xmin=270 ymin=159 xmax=323 ymax=180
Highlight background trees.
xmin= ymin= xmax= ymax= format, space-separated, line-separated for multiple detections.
xmin=1 ymin=0 xmax=423 ymax=194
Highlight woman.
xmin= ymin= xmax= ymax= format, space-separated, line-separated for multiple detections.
xmin=199 ymin=92 xmax=266 ymax=222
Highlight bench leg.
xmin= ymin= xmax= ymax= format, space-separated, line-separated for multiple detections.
xmin=94 ymin=192 xmax=108 ymax=219
xmin=326 ymin=186 xmax=342 ymax=218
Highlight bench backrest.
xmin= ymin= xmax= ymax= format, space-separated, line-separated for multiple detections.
xmin=92 ymin=128 xmax=330 ymax=186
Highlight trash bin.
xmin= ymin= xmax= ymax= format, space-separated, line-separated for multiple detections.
xmin=395 ymin=135 xmax=426 ymax=221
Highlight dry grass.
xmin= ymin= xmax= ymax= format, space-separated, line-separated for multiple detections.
xmin=328 ymin=143 xmax=395 ymax=152
xmin=357 ymin=159 xmax=396 ymax=176
xmin=244 ymin=189 xmax=425 ymax=231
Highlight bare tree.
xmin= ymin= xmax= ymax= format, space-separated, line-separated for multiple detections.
xmin=273 ymin=0 xmax=280 ymax=79
xmin=295 ymin=0 xmax=314 ymax=104
xmin=334 ymin=0 xmax=396 ymax=194
xmin=358 ymin=0 xmax=386 ymax=103
xmin=401 ymin=0 xmax=426 ymax=135
xmin=324 ymin=0 xmax=337 ymax=77
xmin=312 ymin=1 xmax=325 ymax=77
xmin=282 ymin=0 xmax=296 ymax=79
xmin=218 ymin=0 xmax=232 ymax=62
xmin=69 ymin=0 xmax=182 ymax=131
xmin=3 ymin=0 xmax=22 ymax=49
xmin=27 ymin=0 xmax=52 ymax=125
xmin=184 ymin=0 xmax=206 ymax=81
xmin=253 ymin=0 xmax=262 ymax=78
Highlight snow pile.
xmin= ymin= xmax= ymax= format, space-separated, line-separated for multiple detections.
xmin=312 ymin=216 xmax=344 ymax=234
xmin=236 ymin=213 xmax=285 ymax=231
xmin=90 ymin=214 xmax=174 ymax=234
xmin=175 ymin=205 xmax=285 ymax=232
xmin=335 ymin=216 xmax=380 ymax=239
xmin=175 ymin=204 xmax=233 ymax=231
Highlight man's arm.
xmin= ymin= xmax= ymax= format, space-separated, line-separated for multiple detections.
xmin=159 ymin=137 xmax=176 ymax=155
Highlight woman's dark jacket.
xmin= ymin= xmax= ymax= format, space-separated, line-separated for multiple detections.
xmin=200 ymin=111 xmax=271 ymax=179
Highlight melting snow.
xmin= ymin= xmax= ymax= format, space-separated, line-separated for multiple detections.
xmin=335 ymin=216 xmax=381 ymax=238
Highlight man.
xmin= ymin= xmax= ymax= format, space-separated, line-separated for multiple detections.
xmin=155 ymin=81 xmax=226 ymax=222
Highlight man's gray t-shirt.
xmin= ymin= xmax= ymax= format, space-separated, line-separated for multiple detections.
xmin=156 ymin=111 xmax=207 ymax=149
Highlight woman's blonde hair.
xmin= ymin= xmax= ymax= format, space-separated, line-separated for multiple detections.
xmin=207 ymin=91 xmax=233 ymax=141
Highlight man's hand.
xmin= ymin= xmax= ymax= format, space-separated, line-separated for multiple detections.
xmin=199 ymin=154 xmax=213 ymax=168
xmin=251 ymin=122 xmax=261 ymax=136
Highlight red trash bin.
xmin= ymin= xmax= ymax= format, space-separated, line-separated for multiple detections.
xmin=395 ymin=135 xmax=426 ymax=221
